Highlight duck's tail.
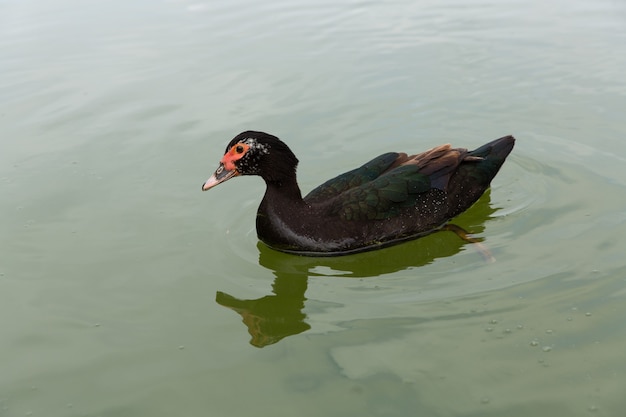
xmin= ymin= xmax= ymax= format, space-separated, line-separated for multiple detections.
xmin=464 ymin=135 xmax=516 ymax=184
xmin=469 ymin=135 xmax=515 ymax=159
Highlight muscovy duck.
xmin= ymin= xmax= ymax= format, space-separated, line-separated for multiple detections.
xmin=202 ymin=131 xmax=514 ymax=256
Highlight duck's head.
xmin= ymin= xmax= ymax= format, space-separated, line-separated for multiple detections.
xmin=202 ymin=131 xmax=299 ymax=191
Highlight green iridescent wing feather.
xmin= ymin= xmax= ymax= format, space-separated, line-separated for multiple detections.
xmin=304 ymin=152 xmax=400 ymax=203
xmin=328 ymin=164 xmax=432 ymax=221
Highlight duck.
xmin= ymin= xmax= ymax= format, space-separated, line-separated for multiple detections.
xmin=202 ymin=131 xmax=515 ymax=256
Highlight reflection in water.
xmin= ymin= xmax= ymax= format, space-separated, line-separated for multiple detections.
xmin=216 ymin=273 xmax=310 ymax=348
xmin=216 ymin=191 xmax=497 ymax=347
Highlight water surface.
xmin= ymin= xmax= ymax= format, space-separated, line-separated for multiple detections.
xmin=2 ymin=0 xmax=626 ymax=415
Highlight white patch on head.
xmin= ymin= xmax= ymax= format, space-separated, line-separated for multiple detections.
xmin=241 ymin=137 xmax=270 ymax=155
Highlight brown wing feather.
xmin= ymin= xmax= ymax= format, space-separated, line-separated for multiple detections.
xmin=382 ymin=144 xmax=482 ymax=191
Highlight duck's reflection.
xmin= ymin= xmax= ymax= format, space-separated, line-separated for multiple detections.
xmin=216 ymin=271 xmax=309 ymax=348
xmin=216 ymin=191 xmax=497 ymax=348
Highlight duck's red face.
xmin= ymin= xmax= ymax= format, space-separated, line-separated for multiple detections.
xmin=202 ymin=135 xmax=270 ymax=191
xmin=221 ymin=142 xmax=251 ymax=171
xmin=201 ymin=142 xmax=247 ymax=191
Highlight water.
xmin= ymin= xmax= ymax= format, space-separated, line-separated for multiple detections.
xmin=2 ymin=0 xmax=626 ymax=415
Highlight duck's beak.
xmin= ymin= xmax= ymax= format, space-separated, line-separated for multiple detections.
xmin=202 ymin=163 xmax=239 ymax=191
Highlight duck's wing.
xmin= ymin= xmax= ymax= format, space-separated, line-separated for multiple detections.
xmin=325 ymin=144 xmax=471 ymax=221
xmin=304 ymin=152 xmax=401 ymax=204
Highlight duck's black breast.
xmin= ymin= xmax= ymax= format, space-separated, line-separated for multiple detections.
xmin=256 ymin=187 xmax=361 ymax=254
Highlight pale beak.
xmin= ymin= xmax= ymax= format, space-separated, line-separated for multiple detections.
xmin=202 ymin=163 xmax=239 ymax=191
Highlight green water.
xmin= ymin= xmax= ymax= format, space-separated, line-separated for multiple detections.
xmin=2 ymin=0 xmax=626 ymax=415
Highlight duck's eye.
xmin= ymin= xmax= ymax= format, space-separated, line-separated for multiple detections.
xmin=235 ymin=145 xmax=245 ymax=154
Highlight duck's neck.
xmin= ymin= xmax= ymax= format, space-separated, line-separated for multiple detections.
xmin=257 ymin=175 xmax=309 ymax=248
xmin=263 ymin=175 xmax=304 ymax=203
